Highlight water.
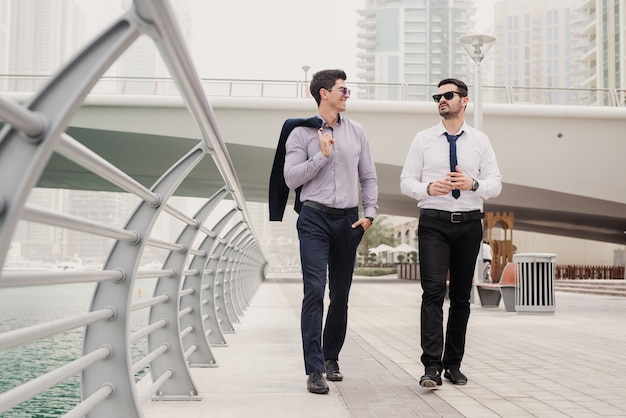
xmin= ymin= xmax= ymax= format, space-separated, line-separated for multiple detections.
xmin=0 ymin=284 xmax=90 ymax=417
xmin=0 ymin=282 xmax=152 ymax=417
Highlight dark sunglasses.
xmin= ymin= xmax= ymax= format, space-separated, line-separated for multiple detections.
xmin=326 ymin=86 xmax=351 ymax=97
xmin=432 ymin=91 xmax=463 ymax=102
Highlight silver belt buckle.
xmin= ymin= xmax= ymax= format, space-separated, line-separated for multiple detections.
xmin=450 ymin=212 xmax=463 ymax=223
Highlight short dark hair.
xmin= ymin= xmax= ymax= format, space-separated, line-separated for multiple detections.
xmin=438 ymin=78 xmax=468 ymax=97
xmin=310 ymin=69 xmax=347 ymax=106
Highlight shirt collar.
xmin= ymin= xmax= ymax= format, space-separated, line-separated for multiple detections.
xmin=317 ymin=114 xmax=342 ymax=130
xmin=437 ymin=120 xmax=467 ymax=137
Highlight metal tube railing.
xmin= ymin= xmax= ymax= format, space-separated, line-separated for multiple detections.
xmin=163 ymin=205 xmax=200 ymax=228
xmin=140 ymin=369 xmax=173 ymax=403
xmin=178 ymin=307 xmax=193 ymax=318
xmin=63 ymin=384 xmax=115 ymax=418
xmin=132 ymin=345 xmax=169 ymax=375
xmin=0 ymin=308 xmax=115 ymax=351
xmin=131 ymin=294 xmax=170 ymax=312
xmin=179 ymin=287 xmax=194 ymax=297
xmin=0 ymin=1 xmax=266 ymax=417
xmin=136 ymin=269 xmax=176 ymax=279
xmin=0 ymin=346 xmax=111 ymax=413
xmin=0 ymin=95 xmax=46 ymax=137
xmin=146 ymin=237 xmax=186 ymax=253
xmin=22 ymin=205 xmax=140 ymax=243
xmin=130 ymin=319 xmax=168 ymax=344
xmin=133 ymin=0 xmax=259 ymax=248
xmin=180 ymin=326 xmax=193 ymax=338
xmin=58 ymin=133 xmax=162 ymax=207
xmin=183 ymin=344 xmax=197 ymax=360
xmin=0 ymin=269 xmax=124 ymax=287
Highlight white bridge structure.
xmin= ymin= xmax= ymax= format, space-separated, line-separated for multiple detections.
xmin=50 ymin=92 xmax=626 ymax=244
xmin=0 ymin=0 xmax=625 ymax=417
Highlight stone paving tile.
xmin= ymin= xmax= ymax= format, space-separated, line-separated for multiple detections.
xmin=144 ymin=276 xmax=626 ymax=418
xmin=343 ymin=277 xmax=626 ymax=418
xmin=337 ymin=331 xmax=465 ymax=417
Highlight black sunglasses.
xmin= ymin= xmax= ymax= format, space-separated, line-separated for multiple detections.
xmin=432 ymin=91 xmax=463 ymax=102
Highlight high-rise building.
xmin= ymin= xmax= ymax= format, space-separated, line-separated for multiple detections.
xmin=0 ymin=0 xmax=83 ymax=92
xmin=0 ymin=1 xmax=9 ymax=83
xmin=248 ymin=202 xmax=301 ymax=273
xmin=356 ymin=0 xmax=476 ymax=100
xmin=62 ymin=190 xmax=138 ymax=264
xmin=11 ymin=188 xmax=66 ymax=263
xmin=490 ymin=0 xmax=585 ymax=104
xmin=0 ymin=0 xmax=192 ymax=94
xmin=117 ymin=0 xmax=192 ymax=94
xmin=576 ymin=0 xmax=625 ymax=104
xmin=9 ymin=189 xmax=138 ymax=265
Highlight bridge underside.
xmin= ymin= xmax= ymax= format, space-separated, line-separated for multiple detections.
xmin=33 ymin=126 xmax=626 ymax=245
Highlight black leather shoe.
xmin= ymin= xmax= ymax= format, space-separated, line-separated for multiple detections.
xmin=307 ymin=371 xmax=329 ymax=394
xmin=444 ymin=367 xmax=468 ymax=385
xmin=419 ymin=366 xmax=442 ymax=388
xmin=324 ymin=359 xmax=343 ymax=381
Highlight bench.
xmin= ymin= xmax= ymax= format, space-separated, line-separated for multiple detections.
xmin=475 ymin=262 xmax=516 ymax=311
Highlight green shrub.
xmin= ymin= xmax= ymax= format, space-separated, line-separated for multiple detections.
xmin=354 ymin=267 xmax=397 ymax=276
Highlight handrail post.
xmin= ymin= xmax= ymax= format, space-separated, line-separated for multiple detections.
xmin=146 ymin=187 xmax=229 ymax=399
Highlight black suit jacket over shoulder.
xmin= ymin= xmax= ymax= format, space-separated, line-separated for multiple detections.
xmin=268 ymin=116 xmax=322 ymax=221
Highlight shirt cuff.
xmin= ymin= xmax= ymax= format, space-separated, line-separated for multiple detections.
xmin=363 ymin=209 xmax=376 ymax=219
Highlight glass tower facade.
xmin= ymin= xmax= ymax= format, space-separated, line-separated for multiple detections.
xmin=577 ymin=0 xmax=625 ymax=104
xmin=356 ymin=0 xmax=475 ymax=100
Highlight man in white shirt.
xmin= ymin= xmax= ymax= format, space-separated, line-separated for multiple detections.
xmin=482 ymin=240 xmax=493 ymax=263
xmin=400 ymin=78 xmax=502 ymax=388
xmin=482 ymin=240 xmax=493 ymax=282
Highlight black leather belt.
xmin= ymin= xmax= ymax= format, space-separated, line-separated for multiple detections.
xmin=303 ymin=201 xmax=358 ymax=215
xmin=420 ymin=209 xmax=484 ymax=223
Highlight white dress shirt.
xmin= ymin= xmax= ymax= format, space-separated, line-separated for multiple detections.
xmin=400 ymin=120 xmax=502 ymax=212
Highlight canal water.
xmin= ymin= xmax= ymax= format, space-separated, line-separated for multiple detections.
xmin=0 ymin=281 xmax=151 ymax=417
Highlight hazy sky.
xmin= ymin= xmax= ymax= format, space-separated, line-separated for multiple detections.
xmin=85 ymin=0 xmax=495 ymax=81
xmin=188 ymin=0 xmax=495 ymax=80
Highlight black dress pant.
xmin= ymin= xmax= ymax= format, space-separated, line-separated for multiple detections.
xmin=417 ymin=215 xmax=482 ymax=370
xmin=297 ymin=206 xmax=364 ymax=374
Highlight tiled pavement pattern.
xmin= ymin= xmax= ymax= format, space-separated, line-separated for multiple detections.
xmin=143 ymin=275 xmax=626 ymax=418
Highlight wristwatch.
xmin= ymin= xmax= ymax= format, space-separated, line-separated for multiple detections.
xmin=471 ymin=179 xmax=479 ymax=191
xmin=365 ymin=216 xmax=375 ymax=224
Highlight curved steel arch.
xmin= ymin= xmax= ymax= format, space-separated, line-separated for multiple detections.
xmin=0 ymin=0 xmax=266 ymax=416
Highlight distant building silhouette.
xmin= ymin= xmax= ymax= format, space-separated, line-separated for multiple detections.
xmin=356 ymin=0 xmax=476 ymax=100
xmin=491 ymin=0 xmax=586 ymax=104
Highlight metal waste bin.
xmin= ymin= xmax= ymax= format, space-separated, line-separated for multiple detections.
xmin=514 ymin=253 xmax=556 ymax=313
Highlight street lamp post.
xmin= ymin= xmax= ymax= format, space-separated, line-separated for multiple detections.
xmin=459 ymin=33 xmax=495 ymax=288
xmin=301 ymin=65 xmax=311 ymax=98
xmin=459 ymin=34 xmax=495 ymax=131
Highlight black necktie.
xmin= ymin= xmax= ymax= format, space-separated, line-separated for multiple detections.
xmin=445 ymin=132 xmax=463 ymax=199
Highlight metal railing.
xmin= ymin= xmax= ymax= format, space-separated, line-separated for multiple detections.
xmin=0 ymin=1 xmax=266 ymax=417
xmin=2 ymin=75 xmax=625 ymax=107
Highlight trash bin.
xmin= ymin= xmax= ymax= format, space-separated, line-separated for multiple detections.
xmin=514 ymin=253 xmax=556 ymax=314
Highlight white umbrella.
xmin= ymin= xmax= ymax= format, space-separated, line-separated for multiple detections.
xmin=368 ymin=243 xmax=395 ymax=264
xmin=392 ymin=243 xmax=418 ymax=253
xmin=368 ymin=243 xmax=394 ymax=255
xmin=391 ymin=243 xmax=418 ymax=263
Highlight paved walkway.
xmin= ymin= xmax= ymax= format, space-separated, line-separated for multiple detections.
xmin=143 ymin=275 xmax=626 ymax=418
